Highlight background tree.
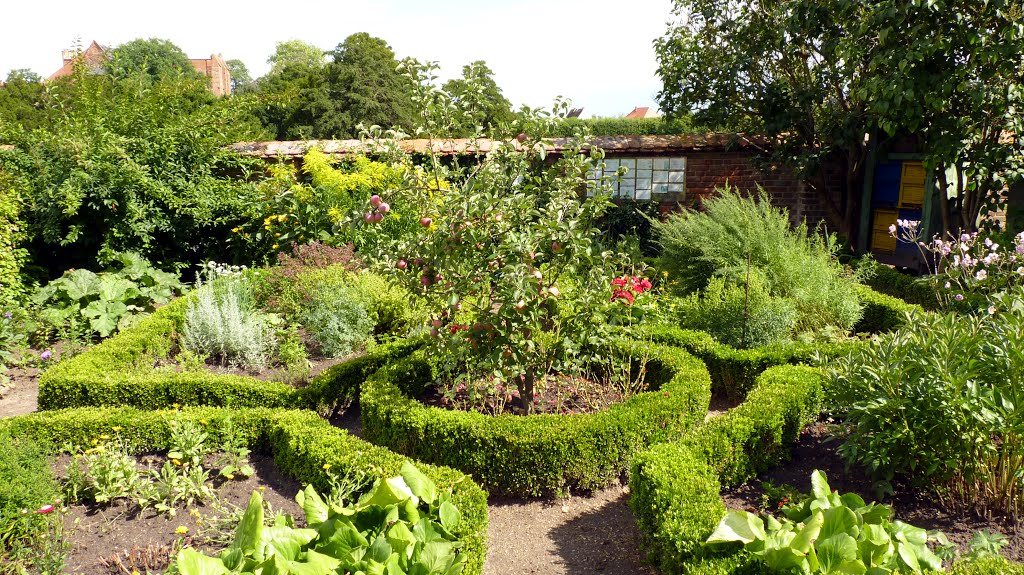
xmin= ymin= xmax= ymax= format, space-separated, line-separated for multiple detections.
xmin=226 ymin=59 xmax=252 ymax=94
xmin=106 ymin=38 xmax=203 ymax=83
xmin=442 ymin=60 xmax=514 ymax=137
xmin=655 ymin=0 xmax=869 ymax=243
xmin=0 ymin=70 xmax=47 ymax=132
xmin=0 ymin=68 xmax=268 ymax=278
xmin=845 ymin=0 xmax=1024 ymax=234
xmin=302 ymin=33 xmax=417 ymax=139
xmin=266 ymin=40 xmax=325 ymax=75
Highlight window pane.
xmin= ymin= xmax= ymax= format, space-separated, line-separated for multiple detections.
xmin=670 ymin=158 xmax=685 ymax=171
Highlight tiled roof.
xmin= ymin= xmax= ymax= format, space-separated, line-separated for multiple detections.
xmin=226 ymin=133 xmax=767 ymax=160
xmin=48 ymin=41 xmax=106 ymax=81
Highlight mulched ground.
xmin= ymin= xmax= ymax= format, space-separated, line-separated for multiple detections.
xmin=0 ymin=365 xmax=40 ymax=418
xmin=59 ymin=453 xmax=304 ymax=575
xmin=720 ymin=420 xmax=1024 ymax=563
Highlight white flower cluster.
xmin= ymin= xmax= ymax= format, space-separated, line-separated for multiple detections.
xmin=205 ymin=261 xmax=248 ymax=280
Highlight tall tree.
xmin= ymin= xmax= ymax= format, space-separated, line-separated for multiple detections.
xmin=303 ymin=33 xmax=417 ymax=139
xmin=0 ymin=69 xmax=47 ymax=132
xmin=226 ymin=59 xmax=253 ymax=94
xmin=266 ymin=40 xmax=325 ymax=75
xmin=845 ymin=0 xmax=1024 ymax=234
xmin=442 ymin=60 xmax=514 ymax=136
xmin=106 ymin=38 xmax=203 ymax=83
xmin=655 ymin=0 xmax=869 ymax=242
xmin=655 ymin=0 xmax=1024 ymax=240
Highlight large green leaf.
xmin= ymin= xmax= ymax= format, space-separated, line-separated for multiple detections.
xmin=416 ymin=541 xmax=455 ymax=574
xmin=97 ymin=275 xmax=138 ymax=303
xmin=811 ymin=470 xmax=832 ymax=501
xmin=259 ymin=525 xmax=318 ymax=561
xmin=400 ymin=462 xmax=437 ymax=505
xmin=60 ymin=269 xmax=101 ymax=303
xmin=314 ymin=517 xmax=368 ymax=561
xmin=289 ymin=549 xmax=342 ymax=575
xmin=820 ymin=506 xmax=859 ymax=541
xmin=296 ymin=485 xmax=329 ymax=526
xmin=233 ymin=491 xmax=265 ymax=556
xmin=706 ymin=510 xmax=766 ymax=545
xmin=176 ymin=549 xmax=229 ymax=575
xmin=790 ymin=511 xmax=824 ymax=554
xmin=817 ymin=533 xmax=864 ymax=575
xmin=361 ymin=476 xmax=415 ymax=508
xmin=438 ymin=501 xmax=461 ymax=531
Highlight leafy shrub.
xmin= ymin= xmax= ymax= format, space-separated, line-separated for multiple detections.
xmin=653 ymin=186 xmax=862 ymax=333
xmin=31 ymin=252 xmax=183 ymax=339
xmin=675 ymin=274 xmax=797 ymax=348
xmin=0 ymin=171 xmax=28 ymax=314
xmin=345 ymin=270 xmax=419 ymax=338
xmin=299 ymin=283 xmax=373 ymax=358
xmin=0 ymin=71 xmax=267 ymax=275
xmin=182 ymin=275 xmax=276 ymax=369
xmin=0 ymin=431 xmax=62 ymax=572
xmin=828 ymin=291 xmax=1024 ymax=513
xmin=707 ymin=470 xmax=944 ymax=574
xmin=176 ymin=462 xmax=467 ymax=575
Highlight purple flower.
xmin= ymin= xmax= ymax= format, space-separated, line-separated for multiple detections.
xmin=40 ymin=350 xmax=52 ymax=360
xmin=2 ymin=312 xmax=10 ymax=320
xmin=976 ymin=270 xmax=988 ymax=281
xmin=954 ymin=294 xmax=965 ymax=301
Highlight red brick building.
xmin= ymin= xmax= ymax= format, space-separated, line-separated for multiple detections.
xmin=48 ymin=41 xmax=233 ymax=96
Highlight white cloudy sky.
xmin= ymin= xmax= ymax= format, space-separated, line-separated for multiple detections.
xmin=0 ymin=0 xmax=676 ymax=118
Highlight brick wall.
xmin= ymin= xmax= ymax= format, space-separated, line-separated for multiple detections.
xmin=674 ymin=151 xmax=843 ymax=230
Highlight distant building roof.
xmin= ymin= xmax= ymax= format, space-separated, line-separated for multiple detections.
xmin=226 ymin=133 xmax=766 ymax=160
xmin=48 ymin=40 xmax=107 ymax=81
xmin=625 ymin=106 xmax=661 ymax=119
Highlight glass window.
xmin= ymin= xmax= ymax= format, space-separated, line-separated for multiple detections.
xmin=599 ymin=156 xmax=685 ymax=200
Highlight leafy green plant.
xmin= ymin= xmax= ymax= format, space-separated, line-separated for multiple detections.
xmin=368 ymin=61 xmax=636 ymax=414
xmin=65 ymin=439 xmax=143 ymax=505
xmin=182 ymin=274 xmax=277 ymax=369
xmin=0 ymin=432 xmax=64 ymax=573
xmin=32 ymin=252 xmax=183 ymax=339
xmin=175 ymin=462 xmax=467 ymax=575
xmin=828 ymin=289 xmax=1024 ymax=514
xmin=299 ymin=283 xmax=374 ymax=358
xmin=653 ymin=187 xmax=862 ymax=334
xmin=167 ymin=418 xmax=212 ymax=469
xmin=212 ymin=417 xmax=254 ymax=481
xmin=675 ymin=273 xmax=797 ymax=348
xmin=707 ymin=470 xmax=944 ymax=574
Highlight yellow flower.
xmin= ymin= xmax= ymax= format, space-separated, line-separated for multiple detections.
xmin=322 ymin=463 xmax=331 ymax=471
xmin=189 ymin=508 xmax=201 ymax=518
xmin=172 ymin=403 xmax=181 ymax=410
xmin=272 ymin=244 xmax=279 ymax=249
xmin=199 ymin=419 xmax=208 ymax=426
xmin=111 ymin=426 xmax=122 ymax=432
xmin=99 ymin=434 xmax=110 ymax=440
xmin=175 ymin=526 xmax=188 ymax=535
xmin=231 ymin=226 xmax=242 ymax=233
xmin=662 ymin=271 xmax=669 ymax=278
xmin=258 ymin=486 xmax=266 ymax=491
xmin=277 ymin=214 xmax=288 ymax=222
xmin=224 ymin=473 xmax=235 ymax=480
xmin=94 ymin=445 xmax=106 ymax=452
xmin=172 ymin=458 xmax=182 ymax=466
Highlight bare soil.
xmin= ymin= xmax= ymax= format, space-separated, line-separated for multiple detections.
xmin=59 ymin=453 xmax=304 ymax=575
xmin=720 ymin=420 xmax=1024 ymax=562
xmin=0 ymin=365 xmax=40 ymax=417
xmin=484 ymin=482 xmax=655 ymax=575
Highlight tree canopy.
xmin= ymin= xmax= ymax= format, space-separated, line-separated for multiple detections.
xmin=106 ymin=38 xmax=203 ymax=83
xmin=656 ymin=0 xmax=1024 ymax=237
xmin=441 ymin=60 xmax=514 ymax=136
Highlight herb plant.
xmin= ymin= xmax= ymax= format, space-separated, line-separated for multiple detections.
xmin=828 ymin=289 xmax=1024 ymax=514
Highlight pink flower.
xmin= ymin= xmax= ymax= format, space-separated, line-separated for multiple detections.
xmin=976 ymin=270 xmax=988 ymax=281
xmin=955 ymin=294 xmax=965 ymax=301
xmin=35 ymin=505 xmax=54 ymax=514
xmin=40 ymin=351 xmax=52 ymax=360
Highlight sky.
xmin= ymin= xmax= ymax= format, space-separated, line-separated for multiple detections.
xmin=0 ymin=0 xmax=677 ymax=118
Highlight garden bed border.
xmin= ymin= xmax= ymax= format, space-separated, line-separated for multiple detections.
xmin=0 ymin=406 xmax=489 ymax=575
xmin=359 ymin=338 xmax=712 ymax=497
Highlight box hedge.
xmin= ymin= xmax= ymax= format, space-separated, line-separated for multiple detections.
xmin=360 ymin=338 xmax=712 ymax=497
xmin=38 ymin=295 xmax=423 ymax=413
xmin=852 ymin=283 xmax=922 ymax=334
xmin=629 ymin=364 xmax=824 ymax=574
xmin=642 ymin=325 xmax=856 ymax=399
xmin=0 ymin=406 xmax=489 ymax=575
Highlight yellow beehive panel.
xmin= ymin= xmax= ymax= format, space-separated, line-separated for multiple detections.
xmin=900 ymin=162 xmax=925 ymax=207
xmin=872 ymin=208 xmax=898 ymax=254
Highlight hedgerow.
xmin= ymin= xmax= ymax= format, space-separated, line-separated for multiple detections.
xmin=361 ymin=338 xmax=712 ymax=496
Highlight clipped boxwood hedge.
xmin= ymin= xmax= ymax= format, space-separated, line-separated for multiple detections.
xmin=0 ymin=406 xmax=489 ymax=575
xmin=361 ymin=338 xmax=712 ymax=497
xmin=629 ymin=364 xmax=825 ymax=574
xmin=853 ymin=283 xmax=922 ymax=334
xmin=863 ymin=264 xmax=940 ymax=311
xmin=38 ymin=295 xmax=423 ymax=413
xmin=642 ymin=325 xmax=857 ymax=399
